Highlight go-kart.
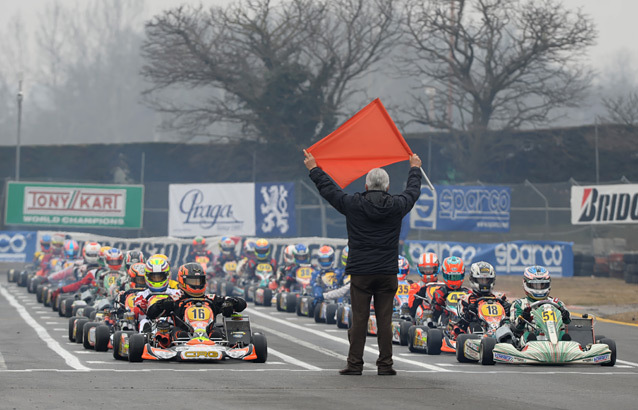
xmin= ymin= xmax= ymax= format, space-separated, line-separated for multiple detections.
xmin=407 ymin=288 xmax=470 ymax=354
xmin=483 ymin=300 xmax=616 ymax=366
xmin=119 ymin=299 xmax=267 ymax=363
xmin=275 ymin=264 xmax=314 ymax=313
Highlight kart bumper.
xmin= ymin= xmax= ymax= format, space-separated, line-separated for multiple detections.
xmin=141 ymin=343 xmax=258 ymax=361
xmin=492 ymin=341 xmax=613 ymax=364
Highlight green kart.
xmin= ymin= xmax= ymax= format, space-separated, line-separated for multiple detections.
xmin=482 ymin=300 xmax=616 ymax=366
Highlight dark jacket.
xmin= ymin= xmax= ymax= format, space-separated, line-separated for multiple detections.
xmin=309 ymin=167 xmax=421 ymax=276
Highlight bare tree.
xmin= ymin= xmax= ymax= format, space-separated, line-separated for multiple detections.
xmin=400 ymin=0 xmax=596 ymax=178
xmin=0 ymin=14 xmax=29 ymax=137
xmin=602 ymin=92 xmax=638 ymax=127
xmin=140 ymin=0 xmax=399 ymax=152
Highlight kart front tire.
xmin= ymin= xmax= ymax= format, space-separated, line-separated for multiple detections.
xmin=407 ymin=325 xmax=418 ymax=353
xmin=94 ymin=325 xmax=111 ymax=352
xmin=314 ymin=303 xmax=325 ymax=323
xmin=68 ymin=316 xmax=79 ymax=342
xmin=455 ymin=334 xmax=473 ymax=363
xmin=251 ymin=333 xmax=268 ymax=363
xmin=399 ymin=320 xmax=412 ymax=346
xmin=600 ymin=338 xmax=617 ymax=367
xmin=262 ymin=289 xmax=273 ymax=307
xmin=325 ymin=303 xmax=338 ymax=325
xmin=426 ymin=328 xmax=443 ymax=355
xmin=74 ymin=319 xmax=89 ymax=344
xmin=83 ymin=322 xmax=99 ymax=350
xmin=479 ymin=337 xmax=496 ymax=365
xmin=285 ymin=294 xmax=297 ymax=312
xmin=128 ymin=334 xmax=146 ymax=362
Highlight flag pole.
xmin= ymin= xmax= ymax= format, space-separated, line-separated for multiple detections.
xmin=419 ymin=167 xmax=435 ymax=192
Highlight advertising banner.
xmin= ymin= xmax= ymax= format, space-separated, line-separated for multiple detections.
xmin=169 ymin=183 xmax=256 ymax=237
xmin=4 ymin=182 xmax=143 ymax=229
xmin=406 ymin=239 xmax=573 ymax=277
xmin=410 ymin=185 xmax=510 ymax=232
xmin=255 ymin=182 xmax=296 ymax=237
xmin=571 ymin=184 xmax=638 ymax=225
xmin=0 ymin=231 xmax=37 ymax=262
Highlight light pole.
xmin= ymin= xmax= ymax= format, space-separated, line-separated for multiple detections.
xmin=425 ymin=87 xmax=436 ymax=176
xmin=594 ymin=117 xmax=600 ymax=184
xmin=16 ymin=80 xmax=23 ymax=181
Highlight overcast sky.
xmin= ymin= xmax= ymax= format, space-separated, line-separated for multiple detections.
xmin=2 ymin=0 xmax=636 ymax=74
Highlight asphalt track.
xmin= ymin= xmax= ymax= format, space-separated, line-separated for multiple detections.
xmin=1 ymin=279 xmax=637 ymax=410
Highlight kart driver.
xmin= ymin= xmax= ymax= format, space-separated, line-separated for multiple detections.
xmin=430 ymin=256 xmax=469 ymax=326
xmin=408 ymin=252 xmax=441 ymax=317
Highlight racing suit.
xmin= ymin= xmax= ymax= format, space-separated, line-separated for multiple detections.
xmin=310 ymin=267 xmax=344 ymax=306
xmin=510 ymin=296 xmax=571 ymax=342
xmin=146 ymin=292 xmax=247 ymax=339
xmin=187 ymin=249 xmax=214 ymax=264
xmin=407 ymin=280 xmax=440 ymax=318
xmin=454 ymin=290 xmax=510 ymax=334
xmin=431 ymin=285 xmax=470 ymax=324
xmin=211 ymin=252 xmax=239 ymax=279
xmin=240 ymin=258 xmax=277 ymax=282
xmin=134 ymin=288 xmax=181 ymax=331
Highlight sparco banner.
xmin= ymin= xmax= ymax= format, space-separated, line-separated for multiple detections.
xmin=410 ymin=185 xmax=510 ymax=232
xmin=571 ymin=184 xmax=638 ymax=225
xmin=169 ymin=183 xmax=256 ymax=237
xmin=0 ymin=231 xmax=37 ymax=262
xmin=406 ymin=240 xmax=573 ymax=277
xmin=4 ymin=182 xmax=143 ymax=229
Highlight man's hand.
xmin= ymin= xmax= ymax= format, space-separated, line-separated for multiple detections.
xmin=409 ymin=153 xmax=422 ymax=168
xmin=303 ymin=149 xmax=317 ymax=170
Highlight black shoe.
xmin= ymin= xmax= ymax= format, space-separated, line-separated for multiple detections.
xmin=377 ymin=368 xmax=397 ymax=376
xmin=339 ymin=367 xmax=362 ymax=375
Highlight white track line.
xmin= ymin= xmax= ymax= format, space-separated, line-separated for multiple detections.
xmin=617 ymin=360 xmax=638 ymax=367
xmin=0 ymin=351 xmax=6 ymax=370
xmin=0 ymin=284 xmax=89 ymax=371
xmin=246 ymin=308 xmax=449 ymax=372
xmin=267 ymin=347 xmax=321 ymax=371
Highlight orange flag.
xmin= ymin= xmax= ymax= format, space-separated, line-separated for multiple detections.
xmin=307 ymin=99 xmax=413 ymax=188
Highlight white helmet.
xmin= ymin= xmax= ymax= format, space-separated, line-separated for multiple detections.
xmin=283 ymin=244 xmax=296 ymax=266
xmin=83 ymin=242 xmax=102 ymax=265
xmin=469 ymin=261 xmax=496 ymax=296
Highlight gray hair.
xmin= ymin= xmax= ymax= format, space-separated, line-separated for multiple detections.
xmin=365 ymin=168 xmax=390 ymax=191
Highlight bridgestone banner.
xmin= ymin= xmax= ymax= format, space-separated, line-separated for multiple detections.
xmin=4 ymin=182 xmax=144 ymax=229
xmin=571 ymin=184 xmax=638 ymax=225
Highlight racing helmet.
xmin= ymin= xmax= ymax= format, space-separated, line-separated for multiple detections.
xmin=293 ymin=244 xmax=309 ymax=264
xmin=192 ymin=236 xmax=206 ymax=252
xmin=397 ymin=255 xmax=410 ymax=281
xmin=441 ymin=256 xmax=465 ymax=290
xmin=317 ymin=245 xmax=335 ymax=269
xmin=51 ymin=234 xmax=65 ymax=254
xmin=340 ymin=246 xmax=349 ymax=268
xmin=469 ymin=261 xmax=496 ymax=296
xmin=105 ymin=248 xmax=124 ymax=271
xmin=283 ymin=244 xmax=296 ymax=266
xmin=145 ymin=256 xmax=171 ymax=292
xmin=124 ymin=250 xmax=145 ymax=270
xmin=254 ymin=238 xmax=271 ymax=262
xmin=40 ymin=234 xmax=52 ymax=253
xmin=242 ymin=239 xmax=257 ymax=258
xmin=98 ymin=246 xmax=112 ymax=267
xmin=177 ymin=262 xmax=207 ymax=297
xmin=128 ymin=262 xmax=147 ymax=289
xmin=219 ymin=237 xmax=235 ymax=256
xmin=83 ymin=242 xmax=101 ymax=265
xmin=523 ymin=265 xmax=551 ymax=300
xmin=63 ymin=239 xmax=80 ymax=259
xmin=417 ymin=252 xmax=439 ymax=283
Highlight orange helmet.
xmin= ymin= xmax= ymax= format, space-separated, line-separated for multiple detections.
xmin=192 ymin=236 xmax=206 ymax=252
xmin=177 ymin=262 xmax=207 ymax=297
xmin=417 ymin=252 xmax=440 ymax=283
xmin=441 ymin=256 xmax=465 ymax=290
xmin=128 ymin=262 xmax=147 ymax=289
xmin=105 ymin=248 xmax=124 ymax=271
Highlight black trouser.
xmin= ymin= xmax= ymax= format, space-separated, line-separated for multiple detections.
xmin=347 ymin=274 xmax=398 ymax=370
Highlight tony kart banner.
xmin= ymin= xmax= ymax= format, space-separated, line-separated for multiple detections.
xmin=410 ymin=185 xmax=510 ymax=232
xmin=571 ymin=184 xmax=638 ymax=225
xmin=4 ymin=182 xmax=143 ymax=229
xmin=256 ymin=182 xmax=296 ymax=237
xmin=406 ymin=239 xmax=573 ymax=277
xmin=0 ymin=231 xmax=37 ymax=262
xmin=169 ymin=183 xmax=256 ymax=237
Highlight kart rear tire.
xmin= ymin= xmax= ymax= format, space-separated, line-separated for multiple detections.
xmin=83 ymin=322 xmax=99 ymax=349
xmin=64 ymin=298 xmax=74 ymax=317
xmin=68 ymin=316 xmax=79 ymax=342
xmin=325 ymin=303 xmax=338 ymax=325
xmin=426 ymin=328 xmax=442 ymax=355
xmin=74 ymin=319 xmax=89 ymax=344
xmin=83 ymin=307 xmax=96 ymax=319
xmin=7 ymin=268 xmax=15 ymax=282
xmin=479 ymin=337 xmax=496 ymax=365
xmin=113 ymin=331 xmax=125 ymax=360
xmin=314 ymin=303 xmax=325 ymax=323
xmin=407 ymin=325 xmax=418 ymax=353
xmin=251 ymin=333 xmax=268 ymax=363
xmin=276 ymin=293 xmax=284 ymax=311
xmin=95 ymin=325 xmax=111 ymax=352
xmin=600 ymin=338 xmax=617 ymax=366
xmin=36 ymin=285 xmax=45 ymax=303
xmin=128 ymin=334 xmax=146 ymax=362
xmin=455 ymin=334 xmax=473 ymax=363
xmin=399 ymin=320 xmax=412 ymax=346
xmin=18 ymin=271 xmax=28 ymax=287
xmin=336 ymin=306 xmax=351 ymax=329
